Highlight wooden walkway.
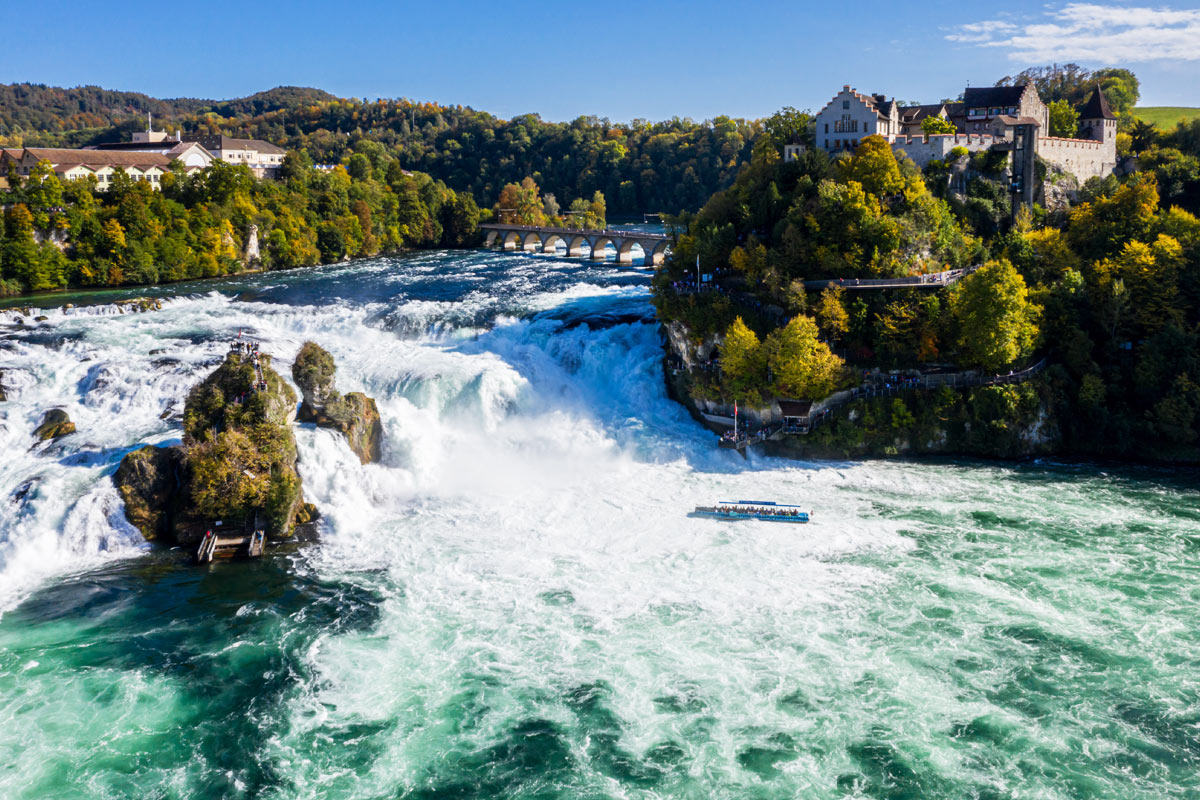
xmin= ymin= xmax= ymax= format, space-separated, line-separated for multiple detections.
xmin=802 ymin=265 xmax=980 ymax=291
xmin=195 ymin=528 xmax=265 ymax=563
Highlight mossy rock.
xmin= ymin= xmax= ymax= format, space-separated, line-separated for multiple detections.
xmin=34 ymin=408 xmax=76 ymax=440
xmin=292 ymin=341 xmax=338 ymax=409
xmin=113 ymin=445 xmax=182 ymax=540
xmin=183 ymin=351 xmax=296 ymax=440
xmin=293 ymin=342 xmax=384 ymax=463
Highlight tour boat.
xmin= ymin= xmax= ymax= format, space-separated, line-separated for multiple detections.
xmin=690 ymin=501 xmax=810 ymax=523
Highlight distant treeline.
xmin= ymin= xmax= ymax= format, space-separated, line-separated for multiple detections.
xmin=1 ymin=84 xmax=757 ymax=215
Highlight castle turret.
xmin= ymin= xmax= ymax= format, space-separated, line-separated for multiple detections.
xmin=1078 ymin=84 xmax=1117 ymax=146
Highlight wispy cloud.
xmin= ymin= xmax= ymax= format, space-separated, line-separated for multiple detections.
xmin=946 ymin=3 xmax=1200 ymax=62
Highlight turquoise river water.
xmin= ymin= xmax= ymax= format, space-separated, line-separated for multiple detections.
xmin=0 ymin=247 xmax=1198 ymax=798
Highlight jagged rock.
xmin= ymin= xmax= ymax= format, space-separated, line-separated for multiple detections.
xmin=292 ymin=341 xmax=383 ymax=464
xmin=114 ymin=347 xmax=311 ymax=545
xmin=0 ymin=370 xmax=6 ymax=402
xmin=34 ymin=315 xmax=48 ymax=322
xmin=292 ymin=342 xmax=338 ymax=410
xmin=113 ymin=445 xmax=182 ymax=540
xmin=115 ymin=297 xmax=162 ymax=313
xmin=33 ymin=409 xmax=75 ymax=440
xmin=296 ymin=502 xmax=321 ymax=524
xmin=245 ymin=224 xmax=261 ymax=263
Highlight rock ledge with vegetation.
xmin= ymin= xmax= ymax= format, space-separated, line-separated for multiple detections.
xmin=114 ymin=347 xmax=314 ymax=545
xmin=292 ymin=341 xmax=383 ymax=464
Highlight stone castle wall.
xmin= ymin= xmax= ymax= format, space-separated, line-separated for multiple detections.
xmin=891 ymin=133 xmax=1115 ymax=184
xmin=1036 ymin=136 xmax=1116 ymax=183
xmin=890 ymin=133 xmax=1000 ymax=167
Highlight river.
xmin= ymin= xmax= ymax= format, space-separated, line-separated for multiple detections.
xmin=0 ymin=248 xmax=1197 ymax=799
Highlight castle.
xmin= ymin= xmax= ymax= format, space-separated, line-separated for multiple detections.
xmin=786 ymin=83 xmax=1118 ymax=186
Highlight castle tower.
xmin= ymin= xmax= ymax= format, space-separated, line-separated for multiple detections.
xmin=1078 ymin=84 xmax=1117 ymax=148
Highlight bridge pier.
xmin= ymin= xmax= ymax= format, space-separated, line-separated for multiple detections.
xmin=591 ymin=237 xmax=612 ymax=260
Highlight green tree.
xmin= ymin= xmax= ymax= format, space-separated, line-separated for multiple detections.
xmin=835 ymin=135 xmax=905 ymax=198
xmin=720 ymin=317 xmax=766 ymax=403
xmin=764 ymin=315 xmax=843 ymax=400
xmin=815 ymin=284 xmax=849 ymax=342
xmin=920 ymin=116 xmax=956 ymax=135
xmin=1048 ymin=99 xmax=1080 ymax=138
xmin=949 ymin=260 xmax=1042 ymax=372
xmin=763 ymin=106 xmax=814 ymax=149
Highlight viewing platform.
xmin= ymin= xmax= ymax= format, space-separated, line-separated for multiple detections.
xmin=195 ymin=528 xmax=265 ymax=563
xmin=803 ymin=265 xmax=980 ymax=291
xmin=480 ymin=223 xmax=671 ymax=265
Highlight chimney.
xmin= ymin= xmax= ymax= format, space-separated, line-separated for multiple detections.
xmin=843 ymin=84 xmax=851 ymax=91
xmin=176 ymin=130 xmax=182 ymax=142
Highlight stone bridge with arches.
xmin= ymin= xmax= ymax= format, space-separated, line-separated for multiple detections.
xmin=480 ymin=223 xmax=671 ymax=265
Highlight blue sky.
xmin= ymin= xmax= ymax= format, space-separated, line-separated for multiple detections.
xmin=3 ymin=0 xmax=1198 ymax=121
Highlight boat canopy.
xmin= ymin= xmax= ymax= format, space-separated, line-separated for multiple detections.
xmin=719 ymin=500 xmax=807 ymax=508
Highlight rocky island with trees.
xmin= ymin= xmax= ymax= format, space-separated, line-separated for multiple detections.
xmin=113 ymin=341 xmax=381 ymax=552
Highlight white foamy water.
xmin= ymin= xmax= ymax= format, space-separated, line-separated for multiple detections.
xmin=0 ymin=251 xmax=1197 ymax=799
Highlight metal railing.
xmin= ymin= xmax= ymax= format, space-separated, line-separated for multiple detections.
xmin=480 ymin=222 xmax=670 ymax=240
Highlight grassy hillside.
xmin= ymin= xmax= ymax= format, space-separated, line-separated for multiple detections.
xmin=1134 ymin=106 xmax=1200 ymax=128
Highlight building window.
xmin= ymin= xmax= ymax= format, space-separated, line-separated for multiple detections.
xmin=842 ymin=100 xmax=850 ymax=109
xmin=824 ymin=123 xmax=829 ymax=133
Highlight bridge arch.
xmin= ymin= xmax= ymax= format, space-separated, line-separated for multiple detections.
xmin=615 ymin=238 xmax=644 ymax=264
xmin=521 ymin=232 xmax=543 ymax=252
xmin=590 ymin=236 xmax=614 ymax=260
xmin=485 ymin=230 xmax=500 ymax=248
xmin=644 ymin=240 xmax=669 ymax=266
xmin=542 ymin=233 xmax=565 ymax=254
xmin=502 ymin=231 xmax=523 ymax=251
xmin=567 ymin=235 xmax=590 ymax=257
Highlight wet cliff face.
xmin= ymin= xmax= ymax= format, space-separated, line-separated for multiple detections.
xmin=292 ymin=341 xmax=384 ymax=464
xmin=114 ymin=349 xmax=307 ymax=544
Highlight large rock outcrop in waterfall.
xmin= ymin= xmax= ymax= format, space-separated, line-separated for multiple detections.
xmin=114 ymin=348 xmax=315 ymax=545
xmin=292 ymin=342 xmax=383 ymax=464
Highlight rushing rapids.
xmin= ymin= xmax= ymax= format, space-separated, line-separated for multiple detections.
xmin=0 ymin=247 xmax=1197 ymax=799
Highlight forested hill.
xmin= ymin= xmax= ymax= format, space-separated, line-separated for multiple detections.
xmin=1 ymin=82 xmax=758 ymax=214
xmin=0 ymin=84 xmax=338 ymax=140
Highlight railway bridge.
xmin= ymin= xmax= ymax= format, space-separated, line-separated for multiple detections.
xmin=480 ymin=223 xmax=671 ymax=265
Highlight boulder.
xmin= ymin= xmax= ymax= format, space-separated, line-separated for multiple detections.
xmin=34 ymin=409 xmax=76 ymax=440
xmin=113 ymin=445 xmax=182 ymax=540
xmin=0 ymin=370 xmax=6 ymax=402
xmin=292 ymin=341 xmax=338 ymax=410
xmin=292 ymin=341 xmax=384 ymax=463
